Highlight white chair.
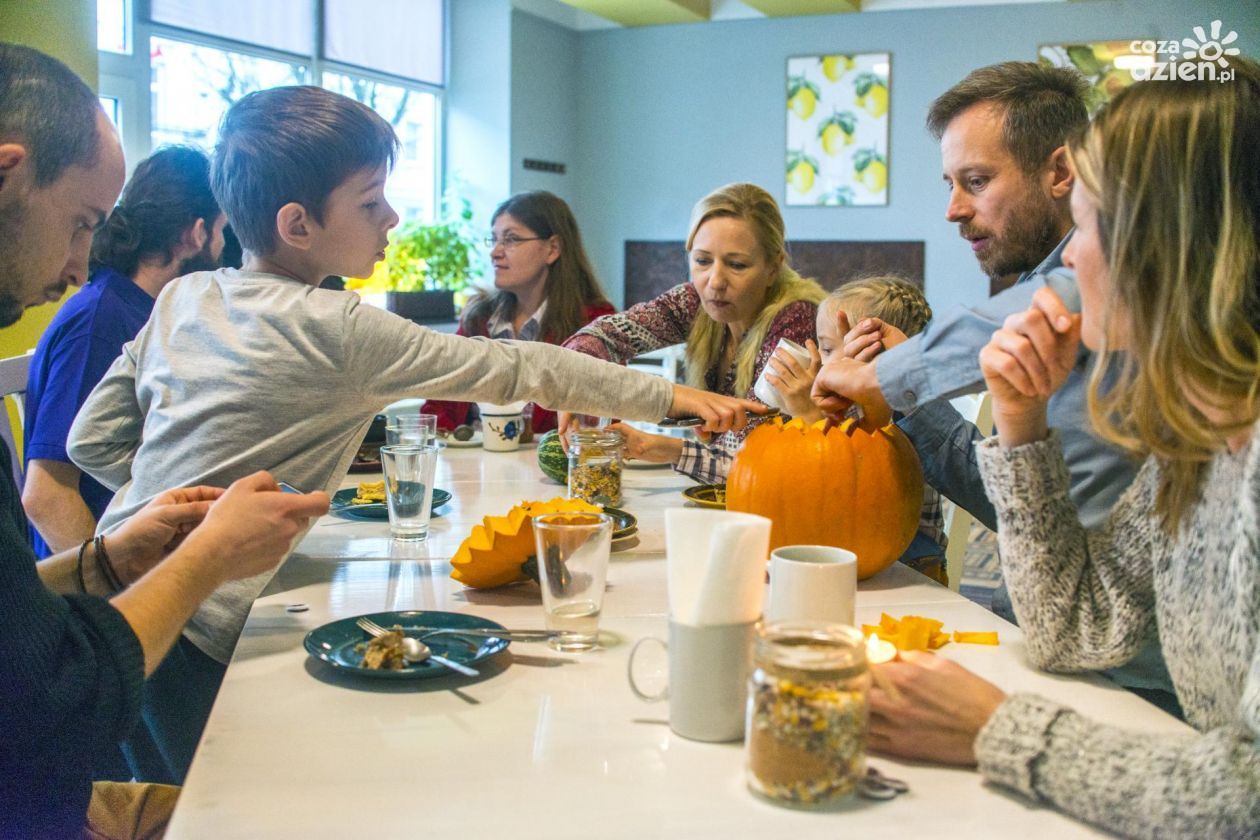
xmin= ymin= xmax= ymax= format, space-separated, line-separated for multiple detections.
xmin=0 ymin=352 xmax=34 ymax=489
xmin=940 ymin=391 xmax=994 ymax=591
xmin=628 ymin=344 xmax=685 ymax=383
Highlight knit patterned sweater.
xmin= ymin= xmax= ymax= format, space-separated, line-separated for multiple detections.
xmin=974 ymin=428 xmax=1259 ymax=839
xmin=563 ymin=283 xmax=818 ymax=482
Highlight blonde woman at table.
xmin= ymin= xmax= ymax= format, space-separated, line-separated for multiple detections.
xmin=813 ymin=61 xmax=1260 ymax=837
xmin=561 ymin=183 xmax=825 ymax=483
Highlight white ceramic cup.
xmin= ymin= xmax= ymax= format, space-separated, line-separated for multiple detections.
xmin=765 ymin=544 xmax=857 ymax=626
xmin=752 ymin=338 xmax=813 ymax=412
xmin=627 ymin=620 xmax=756 ymax=743
xmin=477 ymin=402 xmax=527 ymax=452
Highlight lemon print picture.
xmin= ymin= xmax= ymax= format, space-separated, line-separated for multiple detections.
xmin=785 ymin=52 xmax=890 ymax=206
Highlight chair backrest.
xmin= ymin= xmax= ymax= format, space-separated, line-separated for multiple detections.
xmin=939 ymin=391 xmax=994 ymax=591
xmin=0 ymin=352 xmax=34 ymax=489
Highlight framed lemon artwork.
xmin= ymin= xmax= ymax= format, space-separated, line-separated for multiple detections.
xmin=786 ymin=52 xmax=890 ymax=207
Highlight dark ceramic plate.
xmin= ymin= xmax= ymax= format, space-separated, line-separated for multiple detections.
xmin=330 ymin=487 xmax=451 ymax=519
xmin=600 ymin=507 xmax=636 ymax=539
xmin=304 ymin=610 xmax=509 ymax=679
xmin=682 ymin=484 xmax=726 ymax=509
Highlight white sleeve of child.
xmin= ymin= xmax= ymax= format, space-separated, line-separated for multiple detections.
xmin=67 ymin=341 xmax=143 ymax=492
xmin=342 ymin=299 xmax=675 ymax=423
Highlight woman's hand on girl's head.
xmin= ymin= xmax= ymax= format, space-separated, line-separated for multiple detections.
xmin=766 ymin=339 xmax=822 ymax=419
xmin=980 ymin=287 xmax=1081 ymax=447
xmin=844 ymin=317 xmax=908 ymax=362
xmin=606 ymin=422 xmax=683 ymax=464
xmin=867 ymin=651 xmax=1006 ymax=767
xmin=667 ymin=384 xmax=765 ymax=434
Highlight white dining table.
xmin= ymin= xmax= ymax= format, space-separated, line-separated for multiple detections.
xmin=166 ymin=443 xmax=1188 ymax=839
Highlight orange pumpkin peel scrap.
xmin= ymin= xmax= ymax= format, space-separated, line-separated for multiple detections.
xmin=862 ymin=613 xmax=999 ymax=652
xmin=450 ymin=497 xmax=602 ymax=589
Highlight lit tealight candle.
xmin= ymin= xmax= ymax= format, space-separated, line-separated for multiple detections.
xmin=865 ymin=635 xmax=902 ymax=703
xmin=865 ymin=634 xmax=897 ymax=665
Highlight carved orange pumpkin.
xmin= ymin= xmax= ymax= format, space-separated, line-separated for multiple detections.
xmin=450 ymin=497 xmax=602 ymax=589
xmin=726 ymin=417 xmax=923 ymax=579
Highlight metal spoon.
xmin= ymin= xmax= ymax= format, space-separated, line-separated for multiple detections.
xmin=400 ymin=636 xmax=480 ymax=677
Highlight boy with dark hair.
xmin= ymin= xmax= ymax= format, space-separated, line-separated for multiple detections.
xmin=69 ymin=84 xmax=757 ymax=781
xmin=25 ymin=146 xmax=226 ymax=559
xmin=0 ymin=43 xmax=327 ymax=836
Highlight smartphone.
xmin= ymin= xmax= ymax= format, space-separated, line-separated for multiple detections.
xmin=277 ymin=481 xmax=303 ymax=494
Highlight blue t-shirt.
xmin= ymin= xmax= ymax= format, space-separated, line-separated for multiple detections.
xmin=24 ymin=268 xmax=155 ymax=557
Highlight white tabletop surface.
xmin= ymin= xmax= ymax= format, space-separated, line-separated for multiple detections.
xmin=166 ymin=444 xmax=1188 ymax=839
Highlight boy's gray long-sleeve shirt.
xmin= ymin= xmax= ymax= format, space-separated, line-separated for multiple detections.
xmin=69 ymin=269 xmax=673 ymax=662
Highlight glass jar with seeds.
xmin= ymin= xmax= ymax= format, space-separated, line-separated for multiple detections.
xmin=746 ymin=622 xmax=870 ymax=807
xmin=567 ymin=428 xmax=624 ymax=506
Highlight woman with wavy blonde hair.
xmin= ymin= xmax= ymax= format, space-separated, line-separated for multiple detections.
xmin=563 ymin=183 xmax=824 ymax=481
xmin=811 ymin=60 xmax=1260 ymax=838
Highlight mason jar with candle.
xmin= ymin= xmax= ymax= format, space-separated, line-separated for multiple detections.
xmin=567 ymin=428 xmax=624 ymax=506
xmin=745 ymin=622 xmax=870 ymax=807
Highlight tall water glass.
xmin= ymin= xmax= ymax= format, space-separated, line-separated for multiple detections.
xmin=386 ymin=414 xmax=438 ymax=447
xmin=379 ymin=444 xmax=439 ymax=541
xmin=532 ymin=512 xmax=614 ymax=652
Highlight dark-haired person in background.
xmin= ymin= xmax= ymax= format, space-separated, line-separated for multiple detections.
xmin=422 ymin=190 xmax=615 ymax=435
xmin=24 ymin=145 xmax=225 ymax=557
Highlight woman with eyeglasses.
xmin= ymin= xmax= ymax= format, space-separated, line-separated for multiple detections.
xmin=811 ymin=60 xmax=1260 ymax=838
xmin=561 ymin=182 xmax=824 ymax=483
xmin=422 ymin=191 xmax=615 ymax=435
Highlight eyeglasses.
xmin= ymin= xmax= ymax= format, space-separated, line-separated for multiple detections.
xmin=484 ymin=233 xmax=545 ymax=250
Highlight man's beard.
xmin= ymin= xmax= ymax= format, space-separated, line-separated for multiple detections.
xmin=0 ymin=201 xmax=29 ymax=328
xmin=178 ymin=237 xmax=222 ymax=275
xmin=963 ymin=188 xmax=1063 ymax=282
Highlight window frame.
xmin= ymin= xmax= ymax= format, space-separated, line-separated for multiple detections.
xmin=98 ymin=0 xmax=445 ymax=222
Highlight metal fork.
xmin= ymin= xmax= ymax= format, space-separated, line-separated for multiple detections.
xmin=356 ymin=617 xmax=480 ymax=676
xmin=416 ymin=627 xmax=562 ymax=643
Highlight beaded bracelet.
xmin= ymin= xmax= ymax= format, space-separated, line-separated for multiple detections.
xmin=93 ymin=534 xmax=124 ymax=593
xmin=74 ymin=540 xmax=90 ymax=594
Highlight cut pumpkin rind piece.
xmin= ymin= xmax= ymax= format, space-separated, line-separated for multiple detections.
xmin=450 ymin=497 xmax=602 ymax=589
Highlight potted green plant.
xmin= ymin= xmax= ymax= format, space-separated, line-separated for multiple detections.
xmin=347 ymin=196 xmax=482 ymax=323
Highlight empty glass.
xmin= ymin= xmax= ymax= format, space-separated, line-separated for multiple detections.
xmin=379 ymin=444 xmax=439 ymax=541
xmin=532 ymin=512 xmax=614 ymax=652
xmin=386 ymin=413 xmax=437 ymax=446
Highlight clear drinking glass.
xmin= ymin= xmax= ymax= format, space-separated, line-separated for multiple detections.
xmin=386 ymin=413 xmax=438 ymax=446
xmin=532 ymin=512 xmax=614 ymax=652
xmin=379 ymin=444 xmax=439 ymax=541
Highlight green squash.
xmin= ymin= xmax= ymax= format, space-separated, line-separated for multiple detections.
xmin=537 ymin=429 xmax=568 ymax=484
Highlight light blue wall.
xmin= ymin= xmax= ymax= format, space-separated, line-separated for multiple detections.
xmin=446 ymin=0 xmax=513 ymax=232
xmin=556 ymin=0 xmax=1260 ymax=311
xmin=510 ymin=10 xmax=580 ymax=199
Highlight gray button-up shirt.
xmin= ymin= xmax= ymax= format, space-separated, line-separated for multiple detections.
xmin=875 ymin=233 xmax=1136 ymax=530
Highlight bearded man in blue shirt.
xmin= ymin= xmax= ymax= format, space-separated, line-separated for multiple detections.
xmin=23 ymin=145 xmax=225 ymax=558
xmin=812 ymin=62 xmax=1174 ymax=710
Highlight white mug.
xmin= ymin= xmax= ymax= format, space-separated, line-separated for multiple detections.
xmin=766 ymin=545 xmax=857 ymax=626
xmin=477 ymin=401 xmax=527 ymax=452
xmin=627 ymin=620 xmax=755 ymax=743
xmin=752 ymin=338 xmax=813 ymax=412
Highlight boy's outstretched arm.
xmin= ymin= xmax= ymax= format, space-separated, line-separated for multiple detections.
xmin=66 ymin=343 xmax=144 ymax=491
xmin=666 ymin=383 xmax=763 ymax=434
